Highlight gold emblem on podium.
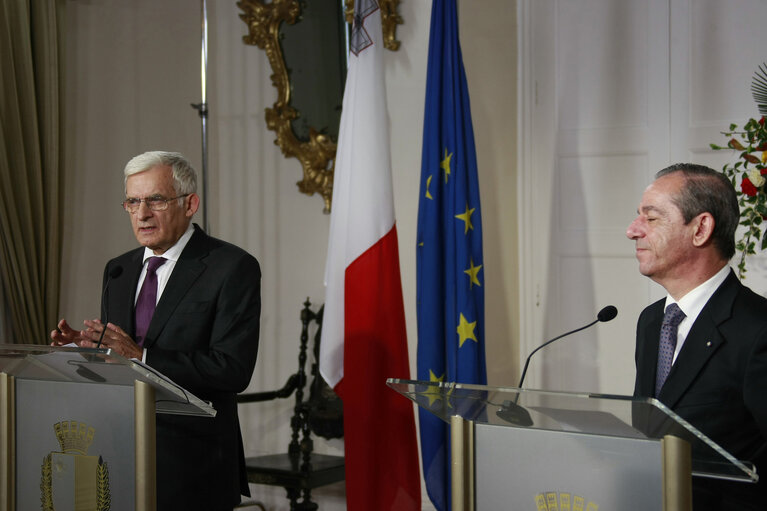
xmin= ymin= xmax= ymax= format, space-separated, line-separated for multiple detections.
xmin=40 ymin=420 xmax=111 ymax=511
xmin=535 ymin=491 xmax=598 ymax=511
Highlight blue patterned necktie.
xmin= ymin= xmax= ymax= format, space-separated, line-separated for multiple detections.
xmin=134 ymin=257 xmax=167 ymax=347
xmin=655 ymin=303 xmax=686 ymax=397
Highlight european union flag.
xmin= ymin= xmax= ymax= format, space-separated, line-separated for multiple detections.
xmin=416 ymin=1 xmax=487 ymax=509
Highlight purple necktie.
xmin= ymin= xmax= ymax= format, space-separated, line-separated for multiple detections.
xmin=134 ymin=257 xmax=167 ymax=347
xmin=655 ymin=303 xmax=686 ymax=397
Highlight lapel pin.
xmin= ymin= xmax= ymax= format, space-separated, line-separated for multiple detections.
xmin=706 ymin=341 xmax=712 ymax=347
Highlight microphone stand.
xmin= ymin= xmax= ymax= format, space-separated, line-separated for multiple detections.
xmin=504 ymin=306 xmax=617 ymax=426
xmin=517 ymin=319 xmax=599 ymax=389
xmin=501 ymin=320 xmax=598 ymax=428
xmin=191 ymin=0 xmax=210 ymax=234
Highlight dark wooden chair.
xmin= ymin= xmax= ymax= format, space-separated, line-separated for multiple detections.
xmin=237 ymin=299 xmax=344 ymax=511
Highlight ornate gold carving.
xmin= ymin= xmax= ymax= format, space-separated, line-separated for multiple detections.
xmin=238 ymin=0 xmax=402 ymax=213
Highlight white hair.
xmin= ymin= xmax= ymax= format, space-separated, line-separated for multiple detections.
xmin=123 ymin=151 xmax=197 ymax=196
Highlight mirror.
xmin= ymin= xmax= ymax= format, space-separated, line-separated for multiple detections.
xmin=238 ymin=0 xmax=402 ymax=213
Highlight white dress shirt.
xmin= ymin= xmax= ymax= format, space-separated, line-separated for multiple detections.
xmin=663 ymin=264 xmax=731 ymax=364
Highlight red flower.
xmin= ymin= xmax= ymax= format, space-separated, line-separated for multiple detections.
xmin=760 ymin=117 xmax=766 ymax=126
xmin=742 ymin=177 xmax=759 ymax=197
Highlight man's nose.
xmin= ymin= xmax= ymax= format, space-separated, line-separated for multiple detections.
xmin=136 ymin=201 xmax=153 ymax=219
xmin=626 ymin=217 xmax=642 ymax=239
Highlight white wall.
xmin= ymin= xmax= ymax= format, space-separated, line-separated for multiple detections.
xmin=61 ymin=1 xmax=517 ymax=509
xmin=520 ymin=0 xmax=767 ymax=396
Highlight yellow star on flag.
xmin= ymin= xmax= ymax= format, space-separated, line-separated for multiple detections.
xmin=455 ymin=203 xmax=475 ymax=234
xmin=457 ymin=313 xmax=477 ymax=347
xmin=440 ymin=148 xmax=452 ymax=183
xmin=424 ymin=370 xmax=445 ymax=406
xmin=464 ymin=258 xmax=482 ymax=288
xmin=425 ymin=174 xmax=433 ymax=199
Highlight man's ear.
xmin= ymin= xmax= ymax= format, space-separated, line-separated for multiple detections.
xmin=186 ymin=193 xmax=200 ymax=218
xmin=691 ymin=212 xmax=715 ymax=247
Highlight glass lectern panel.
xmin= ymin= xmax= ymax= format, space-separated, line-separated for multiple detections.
xmin=387 ymin=378 xmax=756 ymax=483
xmin=0 ymin=344 xmax=214 ymax=416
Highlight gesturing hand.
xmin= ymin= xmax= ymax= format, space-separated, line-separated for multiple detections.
xmin=79 ymin=319 xmax=143 ymax=360
xmin=50 ymin=319 xmax=86 ymax=347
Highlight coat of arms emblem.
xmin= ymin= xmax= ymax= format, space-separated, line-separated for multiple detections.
xmin=40 ymin=420 xmax=111 ymax=510
xmin=535 ymin=491 xmax=598 ymax=511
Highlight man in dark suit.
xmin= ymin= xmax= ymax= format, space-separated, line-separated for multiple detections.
xmin=51 ymin=151 xmax=261 ymax=510
xmin=627 ymin=163 xmax=767 ymax=510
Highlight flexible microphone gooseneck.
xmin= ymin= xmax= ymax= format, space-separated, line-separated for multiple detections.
xmin=517 ymin=305 xmax=618 ymax=389
xmin=95 ymin=265 xmax=123 ymax=349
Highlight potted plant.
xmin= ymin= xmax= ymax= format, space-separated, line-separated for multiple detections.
xmin=710 ymin=64 xmax=767 ymax=277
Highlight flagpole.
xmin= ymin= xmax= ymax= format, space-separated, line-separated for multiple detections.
xmin=191 ymin=0 xmax=210 ymax=233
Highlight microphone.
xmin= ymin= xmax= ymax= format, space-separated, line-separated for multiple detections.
xmin=517 ymin=305 xmax=618 ymax=389
xmin=95 ymin=265 xmax=123 ymax=349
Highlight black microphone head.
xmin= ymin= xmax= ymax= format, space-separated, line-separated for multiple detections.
xmin=597 ymin=305 xmax=618 ymax=322
xmin=108 ymin=266 xmax=123 ymax=279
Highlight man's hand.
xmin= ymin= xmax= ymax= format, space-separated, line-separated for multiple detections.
xmin=80 ymin=319 xmax=143 ymax=360
xmin=50 ymin=319 xmax=86 ymax=346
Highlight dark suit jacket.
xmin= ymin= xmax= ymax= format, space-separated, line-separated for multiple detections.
xmin=102 ymin=224 xmax=261 ymax=510
xmin=634 ymin=270 xmax=767 ymax=510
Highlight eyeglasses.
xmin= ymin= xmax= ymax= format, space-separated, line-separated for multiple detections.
xmin=122 ymin=194 xmax=189 ymax=213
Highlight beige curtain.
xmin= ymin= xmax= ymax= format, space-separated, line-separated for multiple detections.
xmin=0 ymin=0 xmax=63 ymax=344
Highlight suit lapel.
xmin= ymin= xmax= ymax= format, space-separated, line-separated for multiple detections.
xmin=637 ymin=301 xmax=664 ymax=397
xmin=658 ymin=271 xmax=739 ymax=407
xmin=143 ymin=226 xmax=209 ymax=348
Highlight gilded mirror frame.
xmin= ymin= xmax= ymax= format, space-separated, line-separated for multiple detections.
xmin=238 ymin=0 xmax=402 ymax=213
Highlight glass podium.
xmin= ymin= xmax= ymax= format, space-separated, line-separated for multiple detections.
xmin=388 ymin=379 xmax=757 ymax=511
xmin=1 ymin=345 xmax=215 ymax=511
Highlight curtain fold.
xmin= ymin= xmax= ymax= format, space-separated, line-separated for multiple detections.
xmin=0 ymin=0 xmax=63 ymax=344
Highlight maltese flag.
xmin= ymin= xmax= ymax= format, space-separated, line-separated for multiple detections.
xmin=319 ymin=2 xmax=421 ymax=510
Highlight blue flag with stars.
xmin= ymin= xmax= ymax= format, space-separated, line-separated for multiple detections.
xmin=416 ymin=1 xmax=487 ymax=509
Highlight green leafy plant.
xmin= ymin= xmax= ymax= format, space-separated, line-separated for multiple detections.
xmin=710 ymin=63 xmax=767 ymax=278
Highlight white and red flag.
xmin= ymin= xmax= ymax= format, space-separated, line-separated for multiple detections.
xmin=319 ymin=1 xmax=421 ymax=509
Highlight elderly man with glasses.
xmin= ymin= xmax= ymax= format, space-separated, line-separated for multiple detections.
xmin=51 ymin=150 xmax=261 ymax=511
